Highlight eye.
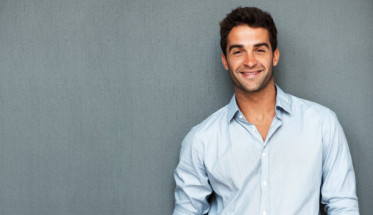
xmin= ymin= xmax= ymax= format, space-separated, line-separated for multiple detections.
xmin=232 ymin=50 xmax=243 ymax=55
xmin=256 ymin=49 xmax=265 ymax=53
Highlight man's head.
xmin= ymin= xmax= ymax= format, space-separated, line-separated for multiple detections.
xmin=220 ymin=7 xmax=277 ymax=56
xmin=220 ymin=7 xmax=280 ymax=94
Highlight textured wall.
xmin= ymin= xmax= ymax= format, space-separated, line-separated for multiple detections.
xmin=0 ymin=0 xmax=371 ymax=214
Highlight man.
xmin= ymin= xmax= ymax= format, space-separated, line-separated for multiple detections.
xmin=173 ymin=7 xmax=359 ymax=215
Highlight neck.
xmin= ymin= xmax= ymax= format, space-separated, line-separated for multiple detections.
xmin=234 ymin=80 xmax=276 ymax=121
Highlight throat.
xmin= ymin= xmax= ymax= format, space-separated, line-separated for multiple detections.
xmin=235 ymin=82 xmax=277 ymax=141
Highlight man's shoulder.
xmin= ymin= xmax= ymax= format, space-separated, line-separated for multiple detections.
xmin=286 ymin=92 xmax=345 ymax=137
xmin=282 ymin=92 xmax=342 ymax=142
xmin=288 ymin=93 xmax=335 ymax=118
xmin=276 ymin=85 xmax=335 ymax=120
xmin=188 ymin=104 xmax=231 ymax=139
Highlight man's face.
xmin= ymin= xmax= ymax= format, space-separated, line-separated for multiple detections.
xmin=222 ymin=25 xmax=279 ymax=94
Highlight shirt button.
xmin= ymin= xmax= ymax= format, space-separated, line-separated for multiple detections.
xmin=263 ymin=181 xmax=267 ymax=186
xmin=239 ymin=115 xmax=243 ymax=119
xmin=263 ymin=211 xmax=267 ymax=215
xmin=262 ymin=152 xmax=266 ymax=157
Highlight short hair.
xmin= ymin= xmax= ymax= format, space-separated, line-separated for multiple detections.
xmin=219 ymin=7 xmax=278 ymax=56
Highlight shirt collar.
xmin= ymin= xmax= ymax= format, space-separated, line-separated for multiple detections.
xmin=275 ymin=85 xmax=292 ymax=115
xmin=226 ymin=84 xmax=292 ymax=123
xmin=227 ymin=95 xmax=240 ymax=123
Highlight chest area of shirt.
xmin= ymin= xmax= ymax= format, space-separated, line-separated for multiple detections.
xmin=204 ymin=123 xmax=324 ymax=194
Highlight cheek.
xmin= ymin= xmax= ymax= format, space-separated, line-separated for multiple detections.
xmin=259 ymin=57 xmax=274 ymax=67
xmin=228 ymin=58 xmax=244 ymax=69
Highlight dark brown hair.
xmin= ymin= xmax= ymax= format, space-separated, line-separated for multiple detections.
xmin=220 ymin=7 xmax=278 ymax=56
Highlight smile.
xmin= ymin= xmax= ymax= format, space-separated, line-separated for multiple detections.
xmin=239 ymin=70 xmax=262 ymax=78
xmin=241 ymin=71 xmax=260 ymax=74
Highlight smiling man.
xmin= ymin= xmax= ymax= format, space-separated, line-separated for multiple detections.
xmin=173 ymin=7 xmax=359 ymax=215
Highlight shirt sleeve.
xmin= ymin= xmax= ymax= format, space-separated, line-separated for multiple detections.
xmin=321 ymin=110 xmax=359 ymax=214
xmin=173 ymin=127 xmax=212 ymax=215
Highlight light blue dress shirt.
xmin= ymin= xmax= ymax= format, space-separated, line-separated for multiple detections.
xmin=173 ymin=86 xmax=359 ymax=215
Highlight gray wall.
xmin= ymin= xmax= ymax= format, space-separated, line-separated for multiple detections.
xmin=0 ymin=0 xmax=371 ymax=214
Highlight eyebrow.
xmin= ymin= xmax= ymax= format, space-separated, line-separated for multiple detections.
xmin=228 ymin=44 xmax=244 ymax=52
xmin=228 ymin=42 xmax=270 ymax=52
xmin=254 ymin=43 xmax=269 ymax=49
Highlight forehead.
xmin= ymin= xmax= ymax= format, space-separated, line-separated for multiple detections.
xmin=227 ymin=25 xmax=270 ymax=46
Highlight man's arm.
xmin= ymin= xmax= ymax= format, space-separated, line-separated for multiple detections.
xmin=321 ymin=110 xmax=359 ymax=214
xmin=173 ymin=128 xmax=212 ymax=215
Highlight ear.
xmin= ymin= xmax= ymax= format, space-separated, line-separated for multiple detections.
xmin=273 ymin=48 xmax=280 ymax=66
xmin=222 ymin=53 xmax=228 ymax=70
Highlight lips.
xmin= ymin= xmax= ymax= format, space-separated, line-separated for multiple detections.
xmin=239 ymin=70 xmax=262 ymax=78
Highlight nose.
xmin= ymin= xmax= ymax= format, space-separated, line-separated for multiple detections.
xmin=244 ymin=52 xmax=256 ymax=67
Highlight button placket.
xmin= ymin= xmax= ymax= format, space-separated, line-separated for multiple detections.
xmin=260 ymin=146 xmax=269 ymax=215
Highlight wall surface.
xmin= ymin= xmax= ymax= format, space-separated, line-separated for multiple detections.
xmin=0 ymin=0 xmax=371 ymax=214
